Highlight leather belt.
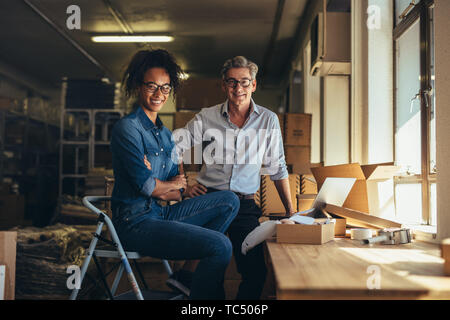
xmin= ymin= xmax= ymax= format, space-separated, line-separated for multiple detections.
xmin=207 ymin=188 xmax=254 ymax=200
xmin=234 ymin=192 xmax=255 ymax=200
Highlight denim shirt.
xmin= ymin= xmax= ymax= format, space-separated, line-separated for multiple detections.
xmin=110 ymin=106 xmax=179 ymax=215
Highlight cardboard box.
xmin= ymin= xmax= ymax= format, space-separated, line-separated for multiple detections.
xmin=300 ymin=175 xmax=317 ymax=194
xmin=173 ymin=111 xmax=198 ymax=129
xmin=285 ymin=146 xmax=311 ymax=174
xmin=259 ymin=174 xmax=300 ymax=215
xmin=277 ymin=222 xmax=335 ymax=245
xmin=311 ymin=163 xmax=401 ymax=217
xmin=176 ymin=78 xmax=226 ymax=110
xmin=0 ymin=195 xmax=25 ymax=229
xmin=0 ymin=231 xmax=17 ymax=300
xmin=297 ymin=194 xmax=315 ymax=212
xmin=334 ymin=218 xmax=347 ymax=237
xmin=283 ymin=113 xmax=312 ymax=146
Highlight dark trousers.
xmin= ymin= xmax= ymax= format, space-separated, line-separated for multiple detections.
xmin=208 ymin=189 xmax=267 ymax=300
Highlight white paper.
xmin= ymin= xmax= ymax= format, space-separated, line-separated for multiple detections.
xmin=289 ymin=215 xmax=316 ymax=225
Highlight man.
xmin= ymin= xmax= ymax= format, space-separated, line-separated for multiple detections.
xmin=171 ymin=56 xmax=295 ymax=300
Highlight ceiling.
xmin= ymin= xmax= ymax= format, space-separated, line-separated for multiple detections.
xmin=0 ymin=0 xmax=310 ymax=95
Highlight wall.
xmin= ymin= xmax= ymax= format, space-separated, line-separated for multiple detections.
xmin=323 ymin=76 xmax=350 ymax=166
xmin=435 ymin=0 xmax=450 ymax=240
xmin=351 ymin=0 xmax=394 ymax=165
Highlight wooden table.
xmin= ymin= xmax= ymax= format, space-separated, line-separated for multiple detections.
xmin=266 ymin=238 xmax=450 ymax=300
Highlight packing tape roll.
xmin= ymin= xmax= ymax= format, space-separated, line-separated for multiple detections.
xmin=351 ymin=229 xmax=373 ymax=240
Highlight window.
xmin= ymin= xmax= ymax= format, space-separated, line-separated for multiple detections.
xmin=393 ymin=0 xmax=435 ymax=226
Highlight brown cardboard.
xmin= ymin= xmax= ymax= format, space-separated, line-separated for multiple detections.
xmin=173 ymin=111 xmax=198 ymax=129
xmin=285 ymin=146 xmax=311 ymax=174
xmin=334 ymin=218 xmax=347 ymax=237
xmin=283 ymin=113 xmax=312 ymax=146
xmin=310 ymin=163 xmax=401 ymax=216
xmin=297 ymin=194 xmax=315 ymax=212
xmin=362 ymin=164 xmax=401 ymax=219
xmin=176 ymin=78 xmax=225 ymax=110
xmin=277 ymin=222 xmax=335 ymax=245
xmin=0 ymin=231 xmax=17 ymax=300
xmin=325 ymin=204 xmax=403 ymax=229
xmin=260 ymin=174 xmax=300 ymax=215
xmin=300 ymin=175 xmax=317 ymax=194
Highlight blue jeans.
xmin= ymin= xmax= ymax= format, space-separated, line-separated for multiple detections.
xmin=113 ymin=191 xmax=240 ymax=300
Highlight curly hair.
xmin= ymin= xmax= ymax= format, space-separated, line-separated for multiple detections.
xmin=122 ymin=49 xmax=183 ymax=99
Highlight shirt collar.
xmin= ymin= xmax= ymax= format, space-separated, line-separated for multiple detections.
xmin=136 ymin=106 xmax=163 ymax=130
xmin=221 ymin=99 xmax=261 ymax=117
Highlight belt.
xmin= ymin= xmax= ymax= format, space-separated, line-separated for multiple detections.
xmin=234 ymin=192 xmax=255 ymax=200
xmin=207 ymin=188 xmax=254 ymax=200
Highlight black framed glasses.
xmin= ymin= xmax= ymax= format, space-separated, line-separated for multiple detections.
xmin=224 ymin=78 xmax=253 ymax=89
xmin=142 ymin=81 xmax=172 ymax=94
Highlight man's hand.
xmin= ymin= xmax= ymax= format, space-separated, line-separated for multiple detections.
xmin=169 ymin=175 xmax=187 ymax=190
xmin=144 ymin=155 xmax=152 ymax=170
xmin=184 ymin=183 xmax=208 ymax=198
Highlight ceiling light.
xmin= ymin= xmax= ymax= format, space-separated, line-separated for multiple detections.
xmin=180 ymin=73 xmax=190 ymax=80
xmin=92 ymin=35 xmax=174 ymax=43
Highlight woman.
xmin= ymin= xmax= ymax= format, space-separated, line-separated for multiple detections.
xmin=110 ymin=49 xmax=239 ymax=300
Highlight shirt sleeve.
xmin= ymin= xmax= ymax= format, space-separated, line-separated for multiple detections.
xmin=267 ymin=113 xmax=289 ymax=181
xmin=111 ymin=119 xmax=156 ymax=197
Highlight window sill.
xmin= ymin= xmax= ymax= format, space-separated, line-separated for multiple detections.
xmin=404 ymin=224 xmax=438 ymax=244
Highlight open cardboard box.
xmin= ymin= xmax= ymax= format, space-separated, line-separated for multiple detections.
xmin=277 ymin=220 xmax=335 ymax=245
xmin=276 ymin=209 xmax=341 ymax=245
xmin=311 ymin=163 xmax=401 ymax=219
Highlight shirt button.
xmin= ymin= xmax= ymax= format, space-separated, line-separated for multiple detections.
xmin=156 ymin=132 xmax=159 ymax=136
xmin=155 ymin=153 xmax=159 ymax=156
xmin=162 ymin=165 xmax=166 ymax=169
xmin=161 ymin=148 xmax=164 ymax=152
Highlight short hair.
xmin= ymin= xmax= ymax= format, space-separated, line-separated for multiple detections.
xmin=122 ymin=49 xmax=183 ymax=99
xmin=221 ymin=56 xmax=259 ymax=80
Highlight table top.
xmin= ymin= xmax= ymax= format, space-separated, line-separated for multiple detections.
xmin=266 ymin=238 xmax=450 ymax=300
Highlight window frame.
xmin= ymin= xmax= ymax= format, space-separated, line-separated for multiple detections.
xmin=393 ymin=0 xmax=435 ymax=225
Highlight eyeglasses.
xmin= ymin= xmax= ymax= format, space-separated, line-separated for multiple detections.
xmin=142 ymin=81 xmax=172 ymax=95
xmin=224 ymin=78 xmax=253 ymax=89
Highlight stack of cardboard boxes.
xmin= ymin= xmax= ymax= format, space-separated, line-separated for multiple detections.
xmin=279 ymin=113 xmax=312 ymax=175
xmin=176 ymin=78 xmax=225 ymax=111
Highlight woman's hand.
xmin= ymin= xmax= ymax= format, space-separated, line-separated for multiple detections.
xmin=184 ymin=183 xmax=208 ymax=198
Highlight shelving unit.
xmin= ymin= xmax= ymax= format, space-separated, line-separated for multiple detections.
xmin=58 ymin=109 xmax=123 ymax=197
xmin=0 ymin=101 xmax=60 ymax=227
xmin=58 ymin=79 xmax=124 ymax=198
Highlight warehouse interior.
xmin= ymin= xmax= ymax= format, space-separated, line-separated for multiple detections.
xmin=1 ymin=0 xmax=450 ymax=301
